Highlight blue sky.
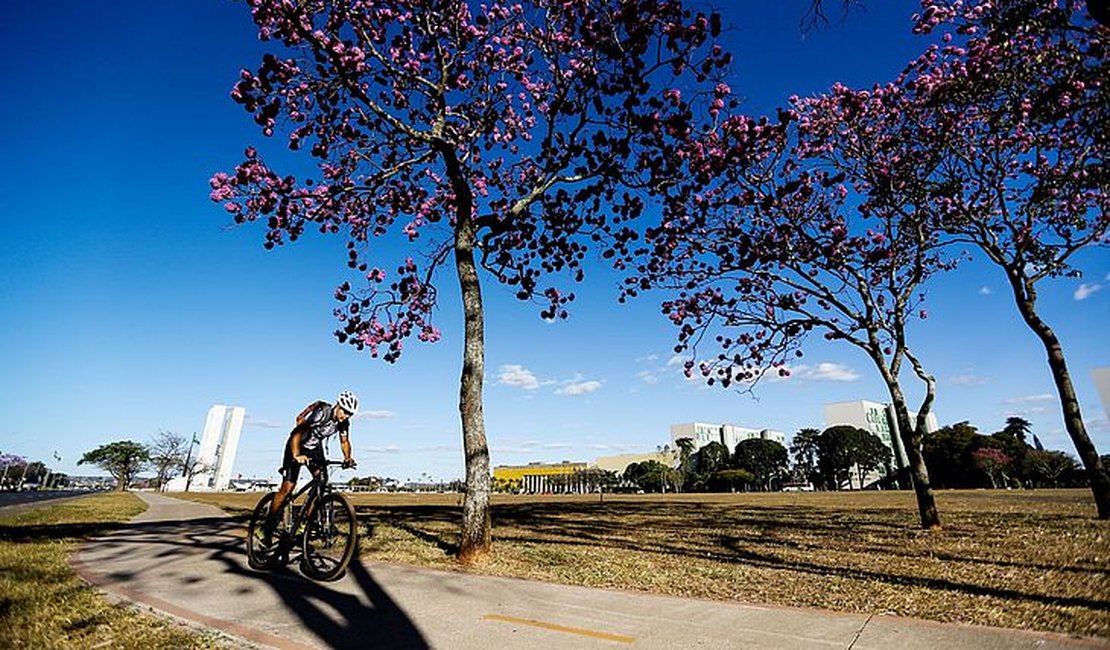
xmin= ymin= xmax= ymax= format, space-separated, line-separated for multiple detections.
xmin=1 ymin=1 xmax=1106 ymax=483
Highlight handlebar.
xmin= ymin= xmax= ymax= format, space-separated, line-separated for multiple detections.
xmin=324 ymin=460 xmax=356 ymax=467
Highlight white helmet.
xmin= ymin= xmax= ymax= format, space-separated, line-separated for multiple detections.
xmin=336 ymin=390 xmax=359 ymax=416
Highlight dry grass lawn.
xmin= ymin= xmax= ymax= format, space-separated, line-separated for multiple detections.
xmin=182 ymin=488 xmax=1110 ymax=639
xmin=0 ymin=492 xmax=219 ymax=649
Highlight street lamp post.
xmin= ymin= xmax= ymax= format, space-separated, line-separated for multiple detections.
xmin=45 ymin=452 xmax=62 ymax=490
xmin=17 ymin=461 xmax=30 ymax=491
xmin=183 ymin=433 xmax=199 ymax=492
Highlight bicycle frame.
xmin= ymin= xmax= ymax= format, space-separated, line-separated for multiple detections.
xmin=279 ymin=462 xmax=337 ymax=536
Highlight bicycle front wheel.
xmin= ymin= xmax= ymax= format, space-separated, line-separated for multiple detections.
xmin=246 ymin=492 xmax=280 ymax=571
xmin=300 ymin=492 xmax=358 ymax=581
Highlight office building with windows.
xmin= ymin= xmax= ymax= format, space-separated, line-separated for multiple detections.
xmin=669 ymin=422 xmax=786 ymax=453
xmin=823 ymin=400 xmax=938 ymax=481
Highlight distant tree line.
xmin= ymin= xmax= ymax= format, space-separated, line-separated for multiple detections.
xmin=0 ymin=453 xmax=65 ymax=490
xmin=77 ymin=432 xmax=209 ymax=492
xmin=789 ymin=427 xmax=892 ymax=491
xmin=622 ymin=437 xmax=792 ymax=493
xmin=613 ymin=415 xmax=1095 ymax=495
xmin=923 ymin=417 xmax=1091 ymax=490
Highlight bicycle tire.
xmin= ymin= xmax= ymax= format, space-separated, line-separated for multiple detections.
xmin=300 ymin=492 xmax=358 ymax=581
xmin=246 ymin=492 xmax=281 ymax=570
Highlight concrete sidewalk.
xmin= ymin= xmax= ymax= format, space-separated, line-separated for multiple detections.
xmin=72 ymin=492 xmax=1103 ymax=649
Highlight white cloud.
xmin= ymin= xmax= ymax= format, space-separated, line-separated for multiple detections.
xmin=1002 ymin=393 xmax=1055 ymax=405
xmin=556 ymin=380 xmax=603 ymax=396
xmin=781 ymin=362 xmax=861 ymax=383
xmin=414 ymin=444 xmax=460 ymax=453
xmin=243 ymin=414 xmax=288 ymax=429
xmin=948 ymin=373 xmax=989 ymax=386
xmin=497 ymin=364 xmax=540 ymax=390
xmin=359 ymin=445 xmax=402 ymax=454
xmin=666 ymin=355 xmax=687 ymax=367
xmin=1002 ymin=407 xmax=1047 ymax=417
xmin=354 ymin=410 xmax=394 ymax=420
xmin=1085 ymin=417 xmax=1110 ymax=433
xmin=492 ymin=440 xmax=574 ymax=454
xmin=978 ymin=286 xmax=993 ymax=295
xmin=635 ymin=354 xmax=659 ymax=363
xmin=636 ymin=370 xmax=660 ymax=385
xmin=586 ymin=443 xmax=641 ymax=451
xmin=1074 ymin=283 xmax=1102 ymax=301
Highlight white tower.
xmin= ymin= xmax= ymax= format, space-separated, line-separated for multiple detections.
xmin=193 ymin=404 xmax=245 ymax=491
xmin=1093 ymin=368 xmax=1110 ymax=421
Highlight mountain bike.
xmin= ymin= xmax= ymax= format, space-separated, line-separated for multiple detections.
xmin=246 ymin=460 xmax=358 ymax=582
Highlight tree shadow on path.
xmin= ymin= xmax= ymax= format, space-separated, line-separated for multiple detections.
xmin=72 ymin=515 xmax=429 ymax=649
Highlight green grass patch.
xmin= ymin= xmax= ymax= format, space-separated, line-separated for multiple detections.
xmin=0 ymin=493 xmax=219 ymax=649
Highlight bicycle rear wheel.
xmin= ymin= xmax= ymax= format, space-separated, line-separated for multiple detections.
xmin=246 ymin=492 xmax=281 ymax=570
xmin=300 ymin=492 xmax=358 ymax=581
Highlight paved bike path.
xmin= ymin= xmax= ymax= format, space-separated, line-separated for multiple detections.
xmin=73 ymin=493 xmax=1102 ymax=649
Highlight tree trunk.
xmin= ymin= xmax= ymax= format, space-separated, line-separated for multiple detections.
xmin=1006 ymin=272 xmax=1110 ymax=518
xmin=879 ymin=368 xmax=942 ymax=529
xmin=442 ymin=143 xmax=493 ymax=560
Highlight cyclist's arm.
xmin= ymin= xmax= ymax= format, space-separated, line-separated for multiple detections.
xmin=340 ymin=434 xmax=354 ymax=467
xmin=289 ymin=427 xmax=309 ymax=464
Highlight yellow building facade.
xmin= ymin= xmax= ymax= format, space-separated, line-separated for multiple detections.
xmin=493 ymin=461 xmax=588 ymax=493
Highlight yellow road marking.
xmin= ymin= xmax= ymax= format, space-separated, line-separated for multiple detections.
xmin=483 ymin=613 xmax=635 ymax=644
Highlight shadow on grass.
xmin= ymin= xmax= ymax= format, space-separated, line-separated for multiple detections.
xmin=57 ymin=509 xmax=429 ymax=649
xmin=354 ymin=499 xmax=1110 ymax=613
xmin=0 ymin=521 xmax=134 ymax=544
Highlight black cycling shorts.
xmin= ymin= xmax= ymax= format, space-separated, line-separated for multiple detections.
xmin=280 ymin=440 xmax=325 ymax=484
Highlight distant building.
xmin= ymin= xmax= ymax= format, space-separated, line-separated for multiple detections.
xmin=670 ymin=422 xmax=786 ymax=453
xmin=594 ymin=451 xmax=676 ymax=475
xmin=167 ymin=405 xmax=245 ymax=492
xmin=493 ymin=461 xmax=589 ymax=494
xmin=1093 ymin=368 xmax=1110 ymax=420
xmin=824 ymin=400 xmax=938 ymax=487
xmin=227 ymin=478 xmax=277 ymax=492
xmin=66 ymin=475 xmax=117 ymax=490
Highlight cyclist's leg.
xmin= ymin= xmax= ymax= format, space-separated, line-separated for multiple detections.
xmin=300 ymin=446 xmax=327 ymax=522
xmin=267 ymin=439 xmax=302 ymax=540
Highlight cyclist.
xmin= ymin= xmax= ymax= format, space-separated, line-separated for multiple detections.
xmin=265 ymin=391 xmax=359 ymax=540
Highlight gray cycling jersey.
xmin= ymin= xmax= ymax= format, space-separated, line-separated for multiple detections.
xmin=300 ymin=404 xmax=349 ymax=451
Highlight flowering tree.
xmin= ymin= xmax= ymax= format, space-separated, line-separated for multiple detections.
xmin=0 ymin=453 xmax=28 ymax=488
xmin=627 ymin=84 xmax=953 ymax=526
xmin=211 ymin=0 xmax=727 ymax=558
xmin=897 ymin=0 xmax=1109 ymax=517
xmin=972 ymin=447 xmax=1012 ymax=488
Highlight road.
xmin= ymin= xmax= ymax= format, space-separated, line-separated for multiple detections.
xmin=72 ymin=493 xmax=1104 ymax=650
xmin=0 ymin=489 xmax=90 ymax=514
